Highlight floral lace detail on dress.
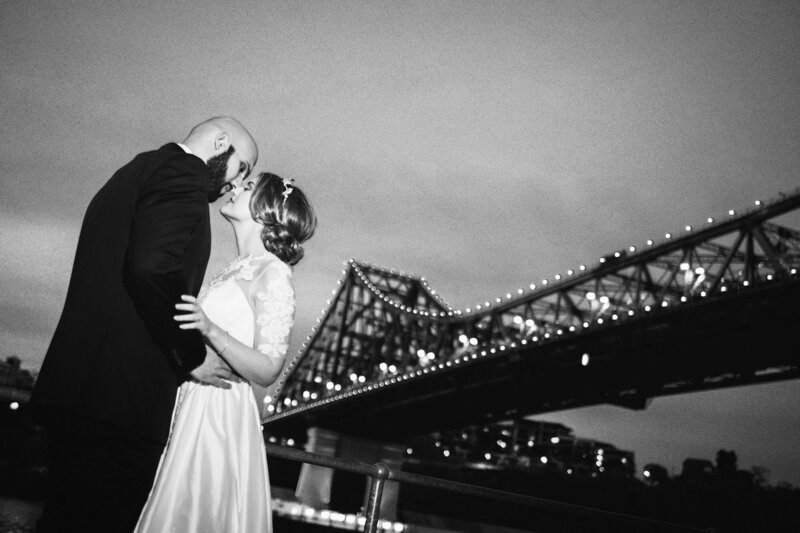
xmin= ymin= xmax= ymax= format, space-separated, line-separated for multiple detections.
xmin=198 ymin=253 xmax=268 ymax=301
xmin=255 ymin=271 xmax=295 ymax=359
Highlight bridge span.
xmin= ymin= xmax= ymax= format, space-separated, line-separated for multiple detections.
xmin=264 ymin=189 xmax=800 ymax=440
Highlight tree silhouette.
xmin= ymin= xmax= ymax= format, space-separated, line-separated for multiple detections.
xmin=715 ymin=449 xmax=737 ymax=474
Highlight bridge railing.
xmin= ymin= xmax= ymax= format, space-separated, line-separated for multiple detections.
xmin=265 ymin=443 xmax=711 ymax=533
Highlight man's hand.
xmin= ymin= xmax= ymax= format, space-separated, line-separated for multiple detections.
xmin=189 ymin=347 xmax=241 ymax=389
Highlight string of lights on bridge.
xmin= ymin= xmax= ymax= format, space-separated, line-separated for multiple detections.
xmin=264 ymin=192 xmax=800 ymax=416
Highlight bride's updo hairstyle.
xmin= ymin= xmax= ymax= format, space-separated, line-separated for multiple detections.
xmin=249 ymin=172 xmax=316 ymax=266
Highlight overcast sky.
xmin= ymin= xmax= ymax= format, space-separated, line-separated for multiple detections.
xmin=2 ymin=0 xmax=799 ymax=486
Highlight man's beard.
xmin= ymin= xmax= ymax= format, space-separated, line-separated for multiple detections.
xmin=206 ymin=145 xmax=237 ymax=202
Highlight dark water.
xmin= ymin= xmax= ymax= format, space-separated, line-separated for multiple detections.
xmin=0 ymin=497 xmax=41 ymax=533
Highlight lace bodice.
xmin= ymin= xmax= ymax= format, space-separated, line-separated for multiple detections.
xmin=198 ymin=253 xmax=295 ymax=361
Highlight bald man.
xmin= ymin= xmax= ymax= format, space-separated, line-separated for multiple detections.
xmin=33 ymin=117 xmax=258 ymax=532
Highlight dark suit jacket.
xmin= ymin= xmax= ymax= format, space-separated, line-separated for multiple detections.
xmin=32 ymin=143 xmax=212 ymax=444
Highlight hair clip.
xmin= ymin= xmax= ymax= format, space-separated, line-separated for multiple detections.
xmin=281 ymin=177 xmax=294 ymax=206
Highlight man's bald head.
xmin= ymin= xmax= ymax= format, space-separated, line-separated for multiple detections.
xmin=182 ymin=117 xmax=259 ymax=200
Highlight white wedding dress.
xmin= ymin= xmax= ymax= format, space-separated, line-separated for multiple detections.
xmin=135 ymin=253 xmax=294 ymax=533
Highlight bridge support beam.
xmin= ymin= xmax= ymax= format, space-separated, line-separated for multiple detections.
xmin=295 ymin=427 xmax=404 ymax=520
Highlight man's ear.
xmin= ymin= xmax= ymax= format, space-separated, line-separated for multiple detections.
xmin=214 ymin=133 xmax=231 ymax=152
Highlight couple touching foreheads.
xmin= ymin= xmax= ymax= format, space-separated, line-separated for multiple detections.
xmin=32 ymin=117 xmax=317 ymax=533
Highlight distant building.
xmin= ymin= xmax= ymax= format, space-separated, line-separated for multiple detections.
xmin=408 ymin=418 xmax=635 ymax=479
xmin=680 ymin=458 xmax=715 ymax=483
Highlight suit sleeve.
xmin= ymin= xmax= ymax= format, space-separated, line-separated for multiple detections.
xmin=122 ymin=156 xmax=208 ymax=375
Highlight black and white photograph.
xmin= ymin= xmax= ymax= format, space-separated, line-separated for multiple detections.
xmin=1 ymin=1 xmax=799 ymax=532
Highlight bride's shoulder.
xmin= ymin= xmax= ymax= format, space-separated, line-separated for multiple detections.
xmin=251 ymin=254 xmax=293 ymax=285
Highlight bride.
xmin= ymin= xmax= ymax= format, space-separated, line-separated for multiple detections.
xmin=135 ymin=172 xmax=316 ymax=532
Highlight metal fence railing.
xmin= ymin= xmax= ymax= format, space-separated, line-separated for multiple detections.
xmin=265 ymin=443 xmax=711 ymax=533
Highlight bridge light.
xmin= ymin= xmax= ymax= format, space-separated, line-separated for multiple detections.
xmin=646 ymin=239 xmax=654 ymax=246
xmin=579 ymin=264 xmax=586 ymax=271
xmin=10 ymin=402 xmax=19 ymax=411
xmin=518 ymin=288 xmax=524 ymax=294
xmin=358 ymin=375 xmax=366 ymax=383
xmin=614 ymin=251 xmax=621 ymax=258
xmin=496 ymin=297 xmax=502 ymax=303
xmin=267 ymin=405 xmax=275 ymax=412
xmin=680 ymin=262 xmax=690 ymax=271
xmin=443 ymin=450 xmax=450 ymax=457
xmin=284 ymin=398 xmax=292 ymax=405
xmin=586 ymin=291 xmax=596 ymax=301
xmin=645 ymin=305 xmax=652 ymax=312
xmin=417 ymin=349 xmax=426 ymax=358
xmin=540 ymin=456 xmax=548 ymax=464
xmin=629 ymin=246 xmax=636 ymax=252
xmin=485 ymin=453 xmax=492 ymax=461
xmin=407 ymin=448 xmax=413 ymax=455
xmin=596 ymin=318 xmax=604 ymax=325
xmin=302 ymin=391 xmax=310 ymax=399
xmin=599 ymin=257 xmax=606 ymax=264
xmin=389 ymin=364 xmax=397 ymax=373
xmin=581 ymin=353 xmax=590 ymax=366
xmin=707 ymin=217 xmax=714 ymax=223
xmin=263 ymin=395 xmax=272 ymax=404
xmin=665 ymin=232 xmax=672 ymax=239
xmin=513 ymin=315 xmax=523 ymax=325
xmin=567 ymin=269 xmax=574 ymax=275
xmin=555 ymin=274 xmax=562 ymax=280
xmin=695 ymin=267 xmax=705 ymax=275
xmin=326 ymin=382 xmax=334 ymax=390
xmin=469 ymin=338 xmax=478 ymax=346
xmin=661 ymin=301 xmax=669 ymax=308
xmin=628 ymin=310 xmax=635 ymax=316
xmin=465 ymin=308 xmax=471 ymax=313
xmin=551 ymin=437 xmax=560 ymax=444
xmin=599 ymin=295 xmax=609 ymax=304
xmin=475 ymin=304 xmax=482 ymax=310
xmin=379 ymin=362 xmax=388 ymax=372
xmin=350 ymin=373 xmax=358 ymax=382
xmin=743 ymin=280 xmax=750 ymax=287
xmin=680 ymin=296 xmax=687 ymax=302
xmin=334 ymin=384 xmax=342 ymax=391
xmin=506 ymin=293 xmax=512 ymax=299
xmin=530 ymin=283 xmax=537 ymax=290
xmin=755 ymin=200 xmax=762 ymax=206
xmin=721 ymin=286 xmax=727 ymax=292
xmin=729 ymin=209 xmax=736 ymax=216
xmin=685 ymin=225 xmax=692 ymax=231
xmin=427 ymin=352 xmax=435 ymax=360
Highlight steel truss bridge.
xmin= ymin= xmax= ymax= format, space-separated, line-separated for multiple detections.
xmin=264 ymin=189 xmax=800 ymax=440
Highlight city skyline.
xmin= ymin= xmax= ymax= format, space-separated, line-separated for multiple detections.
xmin=2 ymin=1 xmax=799 ymax=487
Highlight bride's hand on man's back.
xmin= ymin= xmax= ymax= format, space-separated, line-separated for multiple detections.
xmin=189 ymin=347 xmax=241 ymax=388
